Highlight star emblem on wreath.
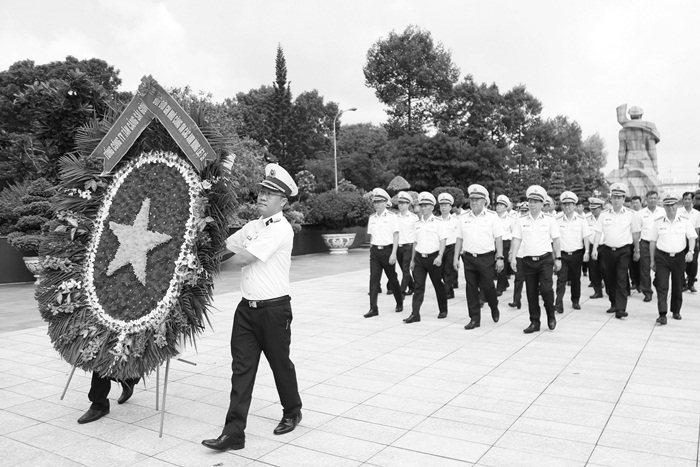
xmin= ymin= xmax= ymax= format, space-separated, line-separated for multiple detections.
xmin=106 ymin=197 xmax=172 ymax=285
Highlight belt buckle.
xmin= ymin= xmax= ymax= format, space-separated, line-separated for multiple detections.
xmin=421 ymin=253 xmax=428 ymax=258
xmin=471 ymin=252 xmax=477 ymax=257
xmin=249 ymin=300 xmax=257 ymax=308
xmin=669 ymin=253 xmax=675 ymax=257
xmin=532 ymin=256 xmax=540 ymax=261
xmin=611 ymin=247 xmax=617 ymax=251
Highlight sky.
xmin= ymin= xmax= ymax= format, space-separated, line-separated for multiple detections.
xmin=2 ymin=0 xmax=699 ymax=183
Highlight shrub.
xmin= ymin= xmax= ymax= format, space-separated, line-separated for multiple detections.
xmin=6 ymin=178 xmax=56 ymax=254
xmin=303 ymin=190 xmax=373 ymax=231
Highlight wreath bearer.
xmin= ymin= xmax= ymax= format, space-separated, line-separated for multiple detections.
xmin=202 ymin=163 xmax=302 ymax=452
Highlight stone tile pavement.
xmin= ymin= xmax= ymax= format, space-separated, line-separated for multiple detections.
xmin=1 ymin=249 xmax=700 ymax=466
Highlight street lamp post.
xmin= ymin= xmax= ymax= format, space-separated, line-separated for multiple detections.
xmin=333 ymin=107 xmax=357 ymax=191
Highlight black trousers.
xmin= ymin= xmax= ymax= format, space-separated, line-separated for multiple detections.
xmin=600 ymin=244 xmax=631 ymax=312
xmin=685 ymin=240 xmax=699 ymax=287
xmin=556 ymin=249 xmax=584 ymax=307
xmin=629 ymin=245 xmax=640 ymax=289
xmin=369 ymin=246 xmax=403 ymax=310
xmin=88 ymin=372 xmax=140 ymax=411
xmin=412 ymin=252 xmax=448 ymax=316
xmin=397 ymin=244 xmax=414 ymax=293
xmin=588 ymin=245 xmax=603 ymax=293
xmin=442 ymin=244 xmax=458 ymax=290
xmin=653 ymin=250 xmax=685 ymax=314
xmin=223 ymin=298 xmax=302 ymax=438
xmin=496 ymin=240 xmax=512 ymax=292
xmin=462 ymin=252 xmax=498 ymax=322
xmin=639 ymin=240 xmax=653 ymax=297
xmin=523 ymin=255 xmax=556 ymax=325
xmin=512 ymin=257 xmax=525 ymax=303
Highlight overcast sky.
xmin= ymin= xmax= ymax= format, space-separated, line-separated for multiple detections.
xmin=2 ymin=0 xmax=698 ymax=182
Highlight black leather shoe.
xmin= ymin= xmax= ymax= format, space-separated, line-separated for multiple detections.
xmin=656 ymin=315 xmax=667 ymax=325
xmin=606 ymin=307 xmax=616 ymax=313
xmin=77 ymin=408 xmax=109 ymax=424
xmin=446 ymin=289 xmax=455 ymax=300
xmin=643 ymin=295 xmax=652 ymax=302
xmin=590 ymin=291 xmax=604 ymax=299
xmin=274 ymin=412 xmax=302 ymax=435
xmin=403 ymin=313 xmax=420 ymax=323
xmin=395 ymin=306 xmax=403 ymax=313
xmin=572 ymin=302 xmax=581 ymax=310
xmin=201 ymin=434 xmax=245 ymax=451
xmin=492 ymin=309 xmax=500 ymax=323
xmin=548 ymin=316 xmax=556 ymax=330
xmin=479 ymin=300 xmax=485 ymax=308
xmin=386 ymin=289 xmax=393 ymax=295
xmin=508 ymin=302 xmax=521 ymax=309
xmin=405 ymin=289 xmax=414 ymax=296
xmin=554 ymin=305 xmax=564 ymax=314
xmin=496 ymin=290 xmax=503 ymax=297
xmin=690 ymin=286 xmax=697 ymax=293
xmin=437 ymin=311 xmax=447 ymax=319
xmin=615 ymin=310 xmax=628 ymax=319
xmin=118 ymin=380 xmax=135 ymax=405
xmin=673 ymin=312 xmax=682 ymax=320
xmin=523 ymin=323 xmax=540 ymax=334
xmin=464 ymin=320 xmax=480 ymax=330
xmin=364 ymin=309 xmax=378 ymax=318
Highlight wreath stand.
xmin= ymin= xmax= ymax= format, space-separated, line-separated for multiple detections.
xmin=60 ymin=357 xmax=196 ymax=437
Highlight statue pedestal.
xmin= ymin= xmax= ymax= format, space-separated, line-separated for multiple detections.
xmin=606 ymin=168 xmax=661 ymax=198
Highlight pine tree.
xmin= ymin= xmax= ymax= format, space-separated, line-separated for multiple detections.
xmin=267 ymin=45 xmax=299 ymax=173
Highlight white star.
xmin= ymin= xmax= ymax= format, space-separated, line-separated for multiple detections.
xmin=106 ymin=198 xmax=172 ymax=285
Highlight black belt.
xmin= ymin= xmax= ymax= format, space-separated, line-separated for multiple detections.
xmin=640 ymin=239 xmax=650 ymax=244
xmin=562 ymin=248 xmax=584 ymax=255
xmin=657 ymin=249 xmax=683 ymax=258
xmin=242 ymin=296 xmax=290 ymax=309
xmin=524 ymin=255 xmax=548 ymax=261
xmin=399 ymin=243 xmax=412 ymax=247
xmin=604 ymin=244 xmax=631 ymax=251
xmin=371 ymin=244 xmax=392 ymax=249
xmin=463 ymin=251 xmax=495 ymax=258
xmin=418 ymin=251 xmax=438 ymax=258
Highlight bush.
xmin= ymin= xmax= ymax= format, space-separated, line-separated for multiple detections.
xmin=0 ymin=180 xmax=30 ymax=234
xmin=303 ymin=190 xmax=373 ymax=231
xmin=6 ymin=178 xmax=55 ymax=254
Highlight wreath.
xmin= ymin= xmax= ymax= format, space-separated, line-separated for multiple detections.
xmin=36 ymin=149 xmax=234 ymax=379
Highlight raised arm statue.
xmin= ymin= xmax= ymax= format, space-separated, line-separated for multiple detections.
xmin=617 ymin=104 xmax=660 ymax=174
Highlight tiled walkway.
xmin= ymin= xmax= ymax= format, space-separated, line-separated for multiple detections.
xmin=1 ymin=250 xmax=700 ymax=466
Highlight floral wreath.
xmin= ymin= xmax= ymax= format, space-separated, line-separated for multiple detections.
xmin=37 ymin=150 xmax=233 ymax=380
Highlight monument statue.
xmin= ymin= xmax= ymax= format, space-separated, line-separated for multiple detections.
xmin=606 ymin=104 xmax=661 ymax=198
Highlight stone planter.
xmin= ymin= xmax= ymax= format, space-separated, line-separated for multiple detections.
xmin=0 ymin=236 xmax=36 ymax=284
xmin=321 ymin=233 xmax=357 ymax=255
xmin=22 ymin=256 xmax=44 ymax=285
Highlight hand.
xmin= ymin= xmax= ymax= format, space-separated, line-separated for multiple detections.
xmin=453 ymin=258 xmax=460 ymax=271
xmin=389 ymin=254 xmax=396 ymax=266
xmin=554 ymin=259 xmax=562 ymax=272
xmin=651 ymin=260 xmax=656 ymax=271
xmin=434 ymin=256 xmax=442 ymax=267
xmin=592 ymin=250 xmax=598 ymax=261
xmin=410 ymin=261 xmax=415 ymax=272
xmin=633 ymin=250 xmax=640 ymax=261
xmin=583 ymin=252 xmax=590 ymax=263
xmin=495 ymin=258 xmax=504 ymax=273
xmin=686 ymin=252 xmax=694 ymax=263
xmin=511 ymin=259 xmax=517 ymax=272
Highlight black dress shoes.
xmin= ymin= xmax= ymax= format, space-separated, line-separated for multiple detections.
xmin=572 ymin=302 xmax=581 ymax=310
xmin=492 ymin=309 xmax=500 ymax=323
xmin=643 ymin=295 xmax=652 ymax=302
xmin=464 ymin=320 xmax=480 ymax=330
xmin=496 ymin=290 xmax=503 ymax=297
xmin=548 ymin=316 xmax=556 ymax=330
xmin=118 ymin=380 xmax=135 ymax=405
xmin=395 ymin=306 xmax=403 ymax=313
xmin=673 ymin=312 xmax=682 ymax=320
xmin=615 ymin=310 xmax=628 ymax=319
xmin=274 ymin=412 xmax=302 ymax=435
xmin=554 ymin=305 xmax=564 ymax=314
xmin=508 ymin=302 xmax=521 ymax=309
xmin=446 ymin=289 xmax=455 ymax=300
xmin=590 ymin=291 xmax=604 ymax=299
xmin=364 ymin=309 xmax=378 ymax=318
xmin=523 ymin=323 xmax=540 ymax=334
xmin=201 ymin=434 xmax=245 ymax=451
xmin=606 ymin=307 xmax=616 ymax=313
xmin=403 ymin=313 xmax=420 ymax=323
xmin=437 ymin=311 xmax=448 ymax=319
xmin=77 ymin=408 xmax=109 ymax=424
xmin=656 ymin=315 xmax=667 ymax=325
xmin=405 ymin=289 xmax=414 ymax=296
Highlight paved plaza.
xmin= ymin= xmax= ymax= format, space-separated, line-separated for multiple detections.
xmin=2 ymin=249 xmax=700 ymax=466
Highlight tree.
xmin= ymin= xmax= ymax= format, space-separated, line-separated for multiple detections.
xmin=267 ymin=44 xmax=297 ymax=172
xmin=364 ymin=25 xmax=459 ymax=137
xmin=335 ymin=123 xmax=395 ymax=191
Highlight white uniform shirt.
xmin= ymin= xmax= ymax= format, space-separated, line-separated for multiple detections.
xmin=593 ymin=207 xmax=641 ymax=247
xmin=637 ymin=207 xmax=665 ymax=241
xmin=651 ymin=214 xmax=698 ymax=253
xmin=397 ymin=211 xmax=418 ymax=245
xmin=497 ymin=212 xmax=513 ymax=241
xmin=439 ymin=214 xmax=461 ymax=246
xmin=226 ymin=212 xmax=292 ymax=300
xmin=457 ymin=209 xmax=503 ymax=254
xmin=557 ymin=212 xmax=591 ymax=252
xmin=587 ymin=213 xmax=602 ymax=243
xmin=512 ymin=212 xmax=560 ymax=256
xmin=367 ymin=210 xmax=399 ymax=246
xmin=414 ymin=214 xmax=447 ymax=254
xmin=681 ymin=207 xmax=700 ymax=230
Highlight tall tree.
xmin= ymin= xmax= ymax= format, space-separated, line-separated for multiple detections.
xmin=268 ymin=45 xmax=297 ymax=172
xmin=364 ymin=25 xmax=459 ymax=137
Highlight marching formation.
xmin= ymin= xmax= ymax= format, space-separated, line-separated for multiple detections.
xmin=365 ymin=182 xmax=700 ymax=333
